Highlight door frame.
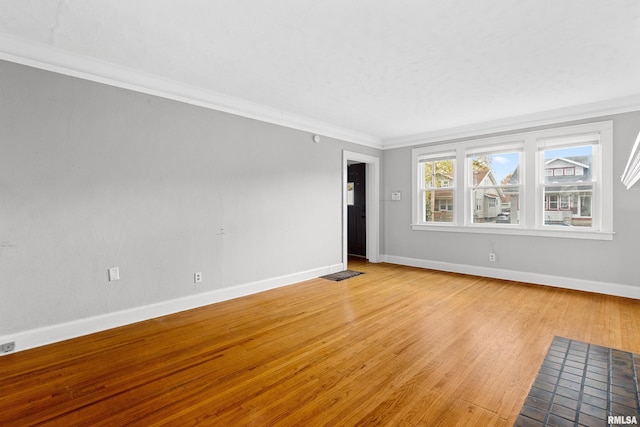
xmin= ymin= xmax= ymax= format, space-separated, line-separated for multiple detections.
xmin=343 ymin=151 xmax=380 ymax=267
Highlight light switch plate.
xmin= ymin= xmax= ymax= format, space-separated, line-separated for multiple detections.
xmin=108 ymin=267 xmax=120 ymax=281
xmin=391 ymin=191 xmax=401 ymax=201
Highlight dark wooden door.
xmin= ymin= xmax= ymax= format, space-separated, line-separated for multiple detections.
xmin=348 ymin=163 xmax=366 ymax=257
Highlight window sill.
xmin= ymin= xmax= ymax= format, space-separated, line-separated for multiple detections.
xmin=410 ymin=223 xmax=614 ymax=240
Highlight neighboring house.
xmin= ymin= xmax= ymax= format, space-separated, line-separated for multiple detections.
xmin=544 ymin=156 xmax=592 ymax=226
xmin=502 ymin=165 xmax=521 ymax=223
xmin=427 ymin=168 xmax=507 ymax=223
xmin=428 ymin=172 xmax=455 ymax=222
xmin=427 ymin=158 xmax=592 ymax=226
xmin=472 ymin=169 xmax=504 ymax=223
xmin=500 ymin=157 xmax=592 ymax=226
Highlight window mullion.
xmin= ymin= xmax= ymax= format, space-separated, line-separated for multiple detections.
xmin=455 ymin=148 xmax=465 ymax=225
xmin=525 ymin=136 xmax=539 ymax=229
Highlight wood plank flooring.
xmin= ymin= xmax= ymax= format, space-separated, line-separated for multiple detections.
xmin=1 ymin=259 xmax=639 ymax=426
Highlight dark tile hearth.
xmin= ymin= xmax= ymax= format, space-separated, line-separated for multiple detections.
xmin=515 ymin=337 xmax=640 ymax=427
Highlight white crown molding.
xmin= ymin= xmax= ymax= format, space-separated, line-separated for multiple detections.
xmin=381 ymin=255 xmax=640 ymax=300
xmin=0 ymin=262 xmax=344 ymax=356
xmin=2 ymin=34 xmax=639 ymax=152
xmin=383 ymin=94 xmax=640 ymax=149
xmin=0 ymin=34 xmax=382 ymax=149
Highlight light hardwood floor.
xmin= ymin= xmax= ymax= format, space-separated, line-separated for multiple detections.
xmin=1 ymin=259 xmax=639 ymax=426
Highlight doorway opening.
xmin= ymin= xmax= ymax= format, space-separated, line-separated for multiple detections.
xmin=347 ymin=162 xmax=366 ymax=258
xmin=342 ymin=151 xmax=380 ymax=270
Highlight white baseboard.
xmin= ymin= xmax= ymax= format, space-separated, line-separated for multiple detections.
xmin=381 ymin=255 xmax=640 ymax=300
xmin=0 ymin=263 xmax=344 ymax=356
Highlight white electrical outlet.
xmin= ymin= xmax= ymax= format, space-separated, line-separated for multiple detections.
xmin=108 ymin=267 xmax=120 ymax=281
xmin=194 ymin=272 xmax=202 ymax=283
xmin=489 ymin=253 xmax=496 ymax=262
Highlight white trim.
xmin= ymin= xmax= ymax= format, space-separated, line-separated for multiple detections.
xmin=0 ymin=35 xmax=381 ymax=149
xmin=2 ymin=35 xmax=639 ymax=152
xmin=383 ymin=94 xmax=640 ymax=149
xmin=381 ymin=255 xmax=640 ymax=300
xmin=0 ymin=263 xmax=343 ymax=356
xmin=410 ymin=223 xmax=614 ymax=240
xmin=343 ymin=151 xmax=381 ymax=265
xmin=382 ymin=94 xmax=640 ymax=150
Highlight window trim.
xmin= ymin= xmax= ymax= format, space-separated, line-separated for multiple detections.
xmin=415 ymin=151 xmax=457 ymax=224
xmin=411 ymin=120 xmax=614 ymax=240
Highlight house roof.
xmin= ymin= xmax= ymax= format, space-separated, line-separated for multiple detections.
xmin=472 ymin=169 xmax=496 ymax=186
xmin=545 ymin=157 xmax=590 ymax=169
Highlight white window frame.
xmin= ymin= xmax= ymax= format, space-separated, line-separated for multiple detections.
xmin=466 ymin=143 xmax=524 ymax=227
xmin=411 ymin=120 xmax=614 ymax=240
xmin=537 ymin=132 xmax=602 ymax=231
xmin=414 ymin=151 xmax=457 ymax=224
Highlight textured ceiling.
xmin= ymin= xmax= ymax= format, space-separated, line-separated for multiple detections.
xmin=1 ymin=0 xmax=640 ymax=148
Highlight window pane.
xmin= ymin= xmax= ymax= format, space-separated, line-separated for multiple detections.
xmin=424 ymin=189 xmax=454 ymax=222
xmin=544 ymin=146 xmax=592 ymax=184
xmin=471 ymin=152 xmax=520 ymax=186
xmin=424 ymin=159 xmax=455 ymax=188
xmin=472 ymin=189 xmax=520 ymax=224
xmin=422 ymin=158 xmax=455 ymax=223
xmin=543 ymin=185 xmax=593 ymax=227
xmin=470 ymin=151 xmax=520 ymax=225
xmin=413 ymin=120 xmax=610 ymax=236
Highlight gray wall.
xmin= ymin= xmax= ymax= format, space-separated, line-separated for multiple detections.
xmin=2 ymin=57 xmax=639 ymax=339
xmin=0 ymin=60 xmax=381 ymax=336
xmin=382 ymin=111 xmax=640 ymax=289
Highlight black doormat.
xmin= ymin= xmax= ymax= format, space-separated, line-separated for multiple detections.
xmin=319 ymin=270 xmax=363 ymax=281
xmin=515 ymin=336 xmax=640 ymax=427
